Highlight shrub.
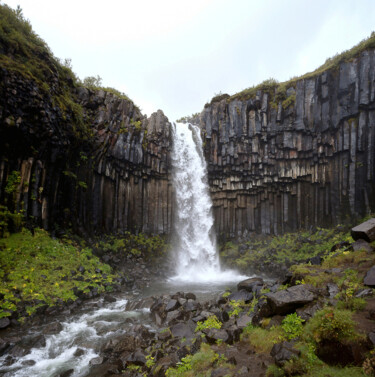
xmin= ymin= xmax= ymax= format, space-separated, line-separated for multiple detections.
xmin=195 ymin=316 xmax=222 ymax=332
xmin=304 ymin=307 xmax=361 ymax=344
xmin=281 ymin=313 xmax=305 ymax=340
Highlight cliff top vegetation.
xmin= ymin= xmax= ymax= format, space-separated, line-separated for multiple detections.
xmin=0 ymin=4 xmax=138 ymax=125
xmin=209 ymin=31 xmax=375 ymax=105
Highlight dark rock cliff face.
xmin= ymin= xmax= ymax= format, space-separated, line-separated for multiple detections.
xmin=0 ymin=68 xmax=173 ymax=235
xmin=196 ymin=50 xmax=375 ymax=237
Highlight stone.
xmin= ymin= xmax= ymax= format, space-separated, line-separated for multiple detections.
xmin=89 ymin=356 xmax=104 ymax=365
xmin=352 ymin=239 xmax=374 ymax=252
xmin=236 ymin=314 xmax=252 ymax=328
xmin=165 ymin=299 xmax=180 ymax=312
xmin=364 ymin=266 xmax=375 ymax=287
xmin=264 ymin=285 xmax=315 ymax=315
xmin=103 ymin=294 xmax=116 ymax=303
xmin=327 ymin=283 xmax=339 ymax=298
xmin=43 ymin=321 xmax=63 ymax=335
xmin=237 ymin=277 xmax=264 ymax=292
xmin=58 ymin=370 xmax=74 ymax=377
xmin=228 ymin=289 xmax=253 ymax=303
xmin=126 ymin=349 xmax=146 ymax=366
xmin=185 ymin=292 xmax=196 ymax=300
xmin=0 ymin=317 xmax=11 ymax=329
xmin=353 ymin=219 xmax=375 ymax=242
xmin=204 ymin=328 xmax=230 ymax=344
xmin=271 ymin=341 xmax=300 ymax=366
xmin=170 ymin=322 xmax=194 ymax=339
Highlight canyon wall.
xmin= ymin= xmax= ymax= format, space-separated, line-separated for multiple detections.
xmin=0 ymin=67 xmax=173 ymax=235
xmin=196 ymin=50 xmax=375 ymax=237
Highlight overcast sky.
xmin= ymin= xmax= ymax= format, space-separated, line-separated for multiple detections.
xmin=3 ymin=0 xmax=375 ymax=120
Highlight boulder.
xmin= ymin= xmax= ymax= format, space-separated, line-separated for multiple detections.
xmin=170 ymin=322 xmax=195 ymax=339
xmin=204 ymin=328 xmax=230 ymax=344
xmin=264 ymin=285 xmax=315 ymax=315
xmin=236 ymin=314 xmax=252 ymax=329
xmin=0 ymin=317 xmax=11 ymax=329
xmin=237 ymin=277 xmax=264 ymax=292
xmin=271 ymin=341 xmax=300 ymax=366
xmin=228 ymin=290 xmax=253 ymax=303
xmin=165 ymin=299 xmax=180 ymax=312
xmin=125 ymin=349 xmax=146 ymax=366
xmin=364 ymin=266 xmax=375 ymax=287
xmin=43 ymin=321 xmax=63 ymax=335
xmin=351 ymin=218 xmax=375 ymax=242
xmin=352 ymin=239 xmax=374 ymax=252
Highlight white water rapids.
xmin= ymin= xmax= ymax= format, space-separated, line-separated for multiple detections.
xmin=170 ymin=122 xmax=245 ymax=283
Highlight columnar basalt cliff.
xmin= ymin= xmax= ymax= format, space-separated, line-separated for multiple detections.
xmin=0 ymin=68 xmax=173 ymax=235
xmin=196 ymin=50 xmax=375 ymax=236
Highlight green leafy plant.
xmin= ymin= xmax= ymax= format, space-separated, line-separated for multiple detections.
xmin=195 ymin=315 xmax=222 ymax=332
xmin=281 ymin=313 xmax=305 ymax=340
xmin=228 ymin=300 xmax=244 ymax=317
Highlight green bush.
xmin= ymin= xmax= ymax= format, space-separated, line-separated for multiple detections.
xmin=281 ymin=313 xmax=305 ymax=340
xmin=195 ymin=315 xmax=222 ymax=332
xmin=304 ymin=307 xmax=361 ymax=344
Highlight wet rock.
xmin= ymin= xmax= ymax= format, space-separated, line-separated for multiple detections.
xmin=296 ymin=302 xmax=322 ymax=321
xmin=58 ymin=370 xmax=74 ymax=377
xmin=352 ymin=218 xmax=375 ymax=242
xmin=103 ymin=294 xmax=116 ymax=303
xmin=352 ymin=239 xmax=374 ymax=252
xmin=0 ymin=317 xmax=11 ymax=329
xmin=153 ymin=354 xmax=178 ymax=377
xmin=21 ymin=359 xmax=35 ymax=366
xmin=170 ymin=322 xmax=195 ymax=339
xmin=43 ymin=321 xmax=63 ymax=335
xmin=0 ymin=338 xmax=10 ymax=356
xmin=228 ymin=290 xmax=253 ymax=303
xmin=184 ymin=299 xmax=199 ymax=312
xmin=364 ymin=266 xmax=375 ymax=287
xmin=185 ymin=292 xmax=197 ymax=300
xmin=327 ymin=283 xmax=339 ymax=298
xmin=237 ymin=277 xmax=264 ymax=292
xmin=125 ymin=349 xmax=146 ymax=366
xmin=74 ymin=348 xmax=85 ymax=357
xmin=236 ymin=314 xmax=252 ymax=328
xmin=271 ymin=341 xmax=300 ymax=366
xmin=263 ymin=285 xmax=315 ymax=316
xmin=204 ymin=328 xmax=230 ymax=344
xmin=368 ymin=332 xmax=375 ymax=346
xmin=165 ymin=299 xmax=179 ymax=312
xmin=89 ymin=356 xmax=104 ymax=365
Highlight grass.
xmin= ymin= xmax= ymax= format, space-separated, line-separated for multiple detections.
xmin=165 ymin=343 xmax=232 ymax=377
xmin=242 ymin=324 xmax=284 ymax=353
xmin=0 ymin=228 xmax=117 ymax=319
xmin=220 ymin=225 xmax=354 ymax=275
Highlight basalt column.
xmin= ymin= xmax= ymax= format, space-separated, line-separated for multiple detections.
xmin=196 ymin=49 xmax=375 ymax=236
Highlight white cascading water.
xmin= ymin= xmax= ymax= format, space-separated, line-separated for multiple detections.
xmin=170 ymin=122 xmax=244 ymax=283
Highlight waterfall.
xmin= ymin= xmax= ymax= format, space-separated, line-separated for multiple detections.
xmin=170 ymin=122 xmax=243 ymax=283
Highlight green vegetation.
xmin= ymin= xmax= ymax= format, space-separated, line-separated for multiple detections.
xmin=281 ymin=313 xmax=305 ymax=340
xmin=165 ymin=343 xmax=231 ymax=377
xmin=304 ymin=307 xmax=362 ymax=345
xmin=242 ymin=324 xmax=284 ymax=353
xmin=0 ymin=228 xmax=117 ymax=319
xmin=220 ymin=225 xmax=354 ymax=274
xmin=95 ymin=232 xmax=168 ymax=258
xmin=195 ymin=315 xmax=222 ymax=332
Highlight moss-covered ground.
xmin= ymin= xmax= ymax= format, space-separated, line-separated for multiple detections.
xmin=0 ymin=228 xmax=117 ymax=320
